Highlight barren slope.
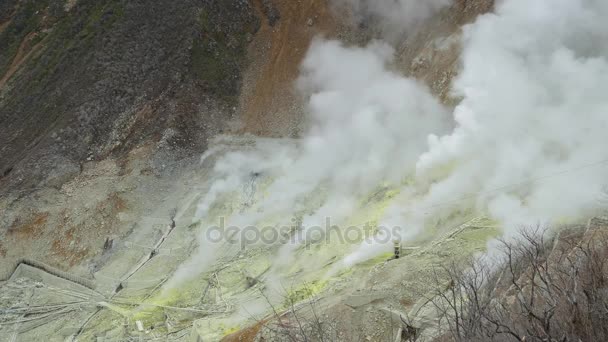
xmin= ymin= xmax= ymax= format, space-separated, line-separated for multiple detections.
xmin=0 ymin=1 xmax=504 ymax=341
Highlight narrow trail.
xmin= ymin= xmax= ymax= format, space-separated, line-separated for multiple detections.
xmin=71 ymin=216 xmax=179 ymax=341
xmin=114 ymin=217 xmax=177 ymax=294
xmin=1 ymin=264 xmax=102 ymax=340
xmin=0 ymin=258 xmax=97 ymax=290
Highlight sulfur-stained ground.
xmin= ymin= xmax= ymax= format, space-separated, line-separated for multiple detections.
xmin=1 ymin=136 xmax=500 ymax=342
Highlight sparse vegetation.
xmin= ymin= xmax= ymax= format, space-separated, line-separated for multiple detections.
xmin=191 ymin=4 xmax=259 ymax=101
xmin=0 ymin=0 xmax=50 ymax=76
xmin=255 ymin=284 xmax=339 ymax=342
xmin=430 ymin=225 xmax=608 ymax=342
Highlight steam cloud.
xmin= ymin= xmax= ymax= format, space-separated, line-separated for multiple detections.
xmin=172 ymin=0 xmax=608 ymax=285
xmin=418 ymin=0 xmax=608 ymax=227
xmin=178 ymin=40 xmax=449 ymax=281
xmin=346 ymin=0 xmax=608 ymax=264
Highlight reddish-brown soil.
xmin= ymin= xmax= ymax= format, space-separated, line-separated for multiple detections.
xmin=8 ymin=212 xmax=50 ymax=239
xmin=240 ymin=0 xmax=341 ymax=137
xmin=239 ymin=0 xmax=493 ymax=136
xmin=221 ymin=320 xmax=268 ymax=342
xmin=4 ymin=193 xmax=128 ymax=271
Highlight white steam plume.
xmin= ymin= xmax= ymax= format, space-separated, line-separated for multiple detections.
xmin=418 ymin=0 xmax=608 ymax=229
xmin=194 ymin=39 xmax=450 ymax=226
xmin=345 ymin=0 xmax=608 ymax=265
xmin=170 ymin=39 xmax=449 ymax=285
xmin=173 ymin=0 xmax=608 ymax=285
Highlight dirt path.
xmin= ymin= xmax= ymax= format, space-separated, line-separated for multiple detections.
xmin=0 ymin=19 xmax=11 ymax=34
xmin=71 ymin=217 xmax=178 ymax=340
xmin=0 ymin=32 xmax=44 ymax=90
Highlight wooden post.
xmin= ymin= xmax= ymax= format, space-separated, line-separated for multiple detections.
xmin=393 ymin=240 xmax=401 ymax=259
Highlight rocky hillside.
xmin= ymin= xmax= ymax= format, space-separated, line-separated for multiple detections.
xmin=0 ymin=0 xmax=492 ymax=195
xmin=0 ymin=0 xmax=257 ymax=192
xmin=0 ymin=0 xmax=264 ymax=286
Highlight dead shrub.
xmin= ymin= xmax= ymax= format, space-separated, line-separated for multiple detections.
xmin=431 ymin=225 xmax=608 ymax=342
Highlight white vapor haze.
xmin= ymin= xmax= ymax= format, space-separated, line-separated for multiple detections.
xmin=192 ymin=39 xmax=450 ymax=227
xmin=170 ymin=39 xmax=449 ymax=285
xmin=172 ymin=0 xmax=608 ymax=286
xmin=417 ymin=0 xmax=608 ymax=230
xmin=344 ymin=0 xmax=608 ymax=265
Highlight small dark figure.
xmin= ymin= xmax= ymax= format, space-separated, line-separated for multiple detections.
xmin=245 ymin=276 xmax=259 ymax=288
xmin=103 ymin=237 xmax=114 ymax=251
xmin=393 ymin=240 xmax=401 ymax=259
